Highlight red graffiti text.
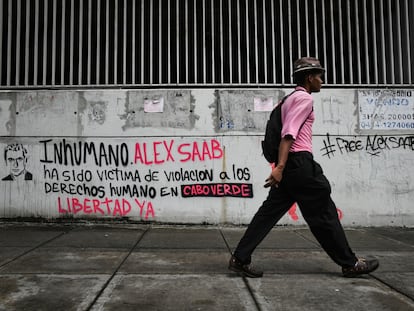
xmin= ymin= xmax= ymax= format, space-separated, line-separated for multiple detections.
xmin=134 ymin=139 xmax=223 ymax=165
xmin=57 ymin=196 xmax=155 ymax=219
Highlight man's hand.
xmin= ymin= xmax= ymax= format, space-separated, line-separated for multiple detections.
xmin=264 ymin=165 xmax=284 ymax=188
xmin=264 ymin=136 xmax=292 ymax=188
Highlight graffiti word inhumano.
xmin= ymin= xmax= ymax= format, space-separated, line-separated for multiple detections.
xmin=40 ymin=139 xmax=129 ymax=167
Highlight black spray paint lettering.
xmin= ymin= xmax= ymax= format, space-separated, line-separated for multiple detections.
xmin=219 ymin=165 xmax=251 ymax=181
xmin=164 ymin=168 xmax=214 ymax=182
xmin=45 ymin=182 xmax=106 ymax=198
xmin=320 ymin=134 xmax=337 ymax=158
xmin=109 ymin=183 xmax=157 ymax=198
xmin=366 ymin=135 xmax=414 ymax=151
xmin=96 ymin=169 xmax=142 ymax=182
xmin=336 ymin=137 xmax=364 ymax=154
xmin=321 ymin=133 xmax=414 ymax=158
xmin=43 ymin=166 xmax=106 ymax=198
xmin=39 ymin=139 xmax=129 ymax=167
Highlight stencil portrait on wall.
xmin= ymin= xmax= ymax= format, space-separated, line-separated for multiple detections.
xmin=2 ymin=143 xmax=33 ymax=181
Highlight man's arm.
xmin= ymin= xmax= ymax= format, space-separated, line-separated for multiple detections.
xmin=264 ymin=136 xmax=294 ymax=188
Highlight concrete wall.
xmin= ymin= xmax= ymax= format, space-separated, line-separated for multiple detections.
xmin=0 ymin=89 xmax=413 ymax=226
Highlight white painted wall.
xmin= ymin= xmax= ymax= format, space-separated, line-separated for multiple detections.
xmin=0 ymin=89 xmax=413 ymax=226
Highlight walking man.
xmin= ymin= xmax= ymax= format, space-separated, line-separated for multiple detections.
xmin=229 ymin=57 xmax=379 ymax=278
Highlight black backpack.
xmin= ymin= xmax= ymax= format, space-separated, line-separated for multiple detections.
xmin=261 ymin=90 xmax=311 ymax=163
xmin=261 ymin=93 xmax=293 ymax=163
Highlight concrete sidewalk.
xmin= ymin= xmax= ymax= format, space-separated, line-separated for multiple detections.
xmin=0 ymin=223 xmax=413 ymax=311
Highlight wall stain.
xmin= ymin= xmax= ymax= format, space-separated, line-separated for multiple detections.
xmin=0 ymin=93 xmax=17 ymax=136
xmin=122 ymin=90 xmax=199 ymax=130
xmin=214 ymin=89 xmax=284 ymax=132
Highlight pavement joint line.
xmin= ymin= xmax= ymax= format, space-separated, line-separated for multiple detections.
xmin=369 ymin=230 xmax=414 ymax=249
xmin=370 ymin=274 xmax=414 ymax=303
xmin=218 ymin=227 xmax=233 ymax=255
xmin=243 ymin=278 xmax=262 ymax=311
xmin=85 ymin=225 xmax=151 ymax=311
xmin=0 ymin=227 xmax=74 ymax=270
xmin=219 ymin=227 xmax=262 ymax=311
xmin=293 ymin=229 xmax=322 ymax=248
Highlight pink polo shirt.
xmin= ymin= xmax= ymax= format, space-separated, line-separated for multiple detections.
xmin=281 ymin=86 xmax=314 ymax=153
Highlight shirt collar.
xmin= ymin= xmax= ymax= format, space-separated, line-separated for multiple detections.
xmin=295 ymin=86 xmax=308 ymax=93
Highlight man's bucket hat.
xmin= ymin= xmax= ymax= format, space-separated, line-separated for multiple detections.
xmin=293 ymin=57 xmax=325 ymax=75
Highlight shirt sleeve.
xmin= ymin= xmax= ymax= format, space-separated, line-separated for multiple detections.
xmin=281 ymin=94 xmax=313 ymax=140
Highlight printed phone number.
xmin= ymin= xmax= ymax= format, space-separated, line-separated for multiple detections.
xmin=360 ymin=113 xmax=414 ymax=128
xmin=360 ymin=121 xmax=414 ymax=129
xmin=361 ymin=113 xmax=414 ymax=121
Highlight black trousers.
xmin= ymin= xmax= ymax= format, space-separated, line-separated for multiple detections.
xmin=234 ymin=151 xmax=357 ymax=268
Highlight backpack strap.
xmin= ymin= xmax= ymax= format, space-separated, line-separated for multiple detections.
xmin=281 ymin=89 xmax=313 ymax=138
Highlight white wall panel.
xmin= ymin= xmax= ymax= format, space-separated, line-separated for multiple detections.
xmin=0 ymin=88 xmax=413 ymax=227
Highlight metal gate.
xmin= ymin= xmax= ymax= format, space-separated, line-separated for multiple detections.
xmin=0 ymin=0 xmax=413 ymax=88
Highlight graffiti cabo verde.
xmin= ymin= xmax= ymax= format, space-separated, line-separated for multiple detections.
xmin=40 ymin=138 xmax=253 ymax=218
